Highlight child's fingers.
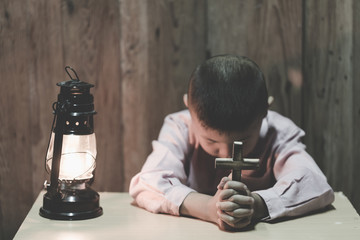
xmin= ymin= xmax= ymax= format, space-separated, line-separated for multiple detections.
xmin=232 ymin=217 xmax=252 ymax=229
xmin=216 ymin=200 xmax=239 ymax=212
xmin=217 ymin=177 xmax=231 ymax=190
xmin=217 ymin=201 xmax=254 ymax=217
xmin=218 ymin=188 xmax=239 ymax=201
xmin=226 ymin=208 xmax=254 ymax=218
xmin=217 ymin=210 xmax=251 ymax=229
xmin=218 ymin=188 xmax=254 ymax=206
xmin=223 ymin=181 xmax=249 ymax=195
xmin=217 ymin=209 xmax=239 ymax=224
xmin=228 ymin=194 xmax=255 ymax=208
xmin=217 ymin=219 xmax=235 ymax=231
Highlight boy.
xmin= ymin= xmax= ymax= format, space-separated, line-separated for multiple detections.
xmin=129 ymin=55 xmax=334 ymax=230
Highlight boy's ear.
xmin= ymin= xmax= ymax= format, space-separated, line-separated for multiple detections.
xmin=183 ymin=94 xmax=189 ymax=107
xmin=268 ymin=96 xmax=274 ymax=107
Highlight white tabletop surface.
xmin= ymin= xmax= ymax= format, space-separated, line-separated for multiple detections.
xmin=14 ymin=191 xmax=360 ymax=240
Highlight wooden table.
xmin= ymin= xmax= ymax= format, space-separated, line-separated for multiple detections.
xmin=14 ymin=192 xmax=360 ymax=240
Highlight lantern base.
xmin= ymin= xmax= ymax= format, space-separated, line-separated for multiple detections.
xmin=39 ymin=185 xmax=103 ymax=220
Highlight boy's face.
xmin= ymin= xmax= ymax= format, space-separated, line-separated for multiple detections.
xmin=190 ymin=110 xmax=263 ymax=158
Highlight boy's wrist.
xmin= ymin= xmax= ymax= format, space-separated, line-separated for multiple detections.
xmin=180 ymin=192 xmax=217 ymax=223
xmin=251 ymin=193 xmax=269 ymax=221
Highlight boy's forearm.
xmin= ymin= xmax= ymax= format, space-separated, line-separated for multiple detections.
xmin=179 ymin=192 xmax=216 ymax=223
xmin=180 ymin=191 xmax=268 ymax=226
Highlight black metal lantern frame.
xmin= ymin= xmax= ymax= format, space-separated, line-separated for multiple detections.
xmin=39 ymin=66 xmax=103 ymax=220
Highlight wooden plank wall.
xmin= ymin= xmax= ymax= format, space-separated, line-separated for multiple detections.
xmin=120 ymin=0 xmax=206 ymax=190
xmin=0 ymin=0 xmax=205 ymax=239
xmin=303 ymin=0 xmax=360 ymax=217
xmin=0 ymin=2 xmax=36 ymax=239
xmin=353 ymin=0 xmax=360 ymax=218
xmin=207 ymin=0 xmax=303 ymax=126
xmin=0 ymin=0 xmax=359 ymax=239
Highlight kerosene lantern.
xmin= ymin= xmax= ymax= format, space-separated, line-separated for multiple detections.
xmin=39 ymin=66 xmax=103 ymax=220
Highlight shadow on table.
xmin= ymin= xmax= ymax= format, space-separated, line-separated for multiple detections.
xmin=130 ymin=200 xmax=336 ymax=232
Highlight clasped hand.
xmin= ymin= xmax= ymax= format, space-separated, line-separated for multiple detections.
xmin=215 ymin=177 xmax=255 ymax=231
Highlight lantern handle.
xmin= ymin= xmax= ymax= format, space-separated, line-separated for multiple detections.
xmin=44 ymin=102 xmax=58 ymax=174
xmin=65 ymin=66 xmax=80 ymax=82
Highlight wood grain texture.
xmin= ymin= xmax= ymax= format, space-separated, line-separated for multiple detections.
xmin=60 ymin=0 xmax=123 ymax=192
xmin=353 ymin=0 xmax=360 ymax=215
xmin=120 ymin=0 xmax=206 ymax=190
xmin=0 ymin=1 xmax=35 ymax=239
xmin=207 ymin=0 xmax=303 ymax=126
xmin=303 ymin=0 xmax=356 ymax=208
xmin=26 ymin=0 xmax=63 ymax=200
xmin=1 ymin=1 xmax=360 ymax=239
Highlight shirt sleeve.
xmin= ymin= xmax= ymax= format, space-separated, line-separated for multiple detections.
xmin=254 ymin=127 xmax=335 ymax=220
xmin=129 ymin=112 xmax=195 ymax=216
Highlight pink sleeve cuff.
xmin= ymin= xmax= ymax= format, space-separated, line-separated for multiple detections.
xmin=254 ymin=188 xmax=286 ymax=220
xmin=130 ymin=173 xmax=196 ymax=216
xmin=165 ymin=184 xmax=196 ymax=215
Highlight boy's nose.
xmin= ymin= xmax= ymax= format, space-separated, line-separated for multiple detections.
xmin=218 ymin=144 xmax=232 ymax=158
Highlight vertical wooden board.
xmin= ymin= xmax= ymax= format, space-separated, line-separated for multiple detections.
xmin=61 ymin=0 xmax=123 ymax=191
xmin=207 ymin=0 xmax=303 ymax=126
xmin=119 ymin=0 xmax=149 ymax=191
xmin=352 ymin=0 xmax=360 ymax=214
xmin=26 ymin=0 xmax=63 ymax=200
xmin=207 ymin=0 xmax=252 ymax=56
xmin=0 ymin=1 xmax=34 ymax=239
xmin=303 ymin=0 xmax=353 ymax=194
xmin=120 ymin=0 xmax=206 ymax=190
xmin=145 ymin=0 xmax=207 ymax=145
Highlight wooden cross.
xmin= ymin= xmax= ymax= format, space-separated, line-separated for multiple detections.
xmin=215 ymin=141 xmax=259 ymax=182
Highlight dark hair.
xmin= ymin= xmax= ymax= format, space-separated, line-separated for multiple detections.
xmin=188 ymin=55 xmax=268 ymax=132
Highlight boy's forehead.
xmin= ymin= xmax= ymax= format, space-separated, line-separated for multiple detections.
xmin=190 ymin=109 xmax=262 ymax=138
xmin=203 ymin=126 xmax=249 ymax=140
xmin=187 ymin=102 xmax=263 ymax=136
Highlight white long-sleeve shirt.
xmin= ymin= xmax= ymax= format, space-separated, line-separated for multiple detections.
xmin=129 ymin=110 xmax=334 ymax=220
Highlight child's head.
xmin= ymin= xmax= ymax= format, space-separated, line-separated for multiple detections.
xmin=184 ymin=55 xmax=268 ymax=157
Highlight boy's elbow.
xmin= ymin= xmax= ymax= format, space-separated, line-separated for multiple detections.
xmin=320 ymin=186 xmax=335 ymax=208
